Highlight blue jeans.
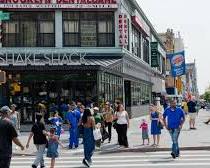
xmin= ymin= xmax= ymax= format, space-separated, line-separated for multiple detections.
xmin=69 ymin=127 xmax=79 ymax=148
xmin=33 ymin=144 xmax=46 ymax=167
xmin=169 ymin=128 xmax=180 ymax=156
xmin=83 ymin=127 xmax=95 ymax=161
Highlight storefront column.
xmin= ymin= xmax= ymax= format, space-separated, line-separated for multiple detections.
xmin=114 ymin=11 xmax=119 ymax=47
xmin=55 ymin=10 xmax=63 ymax=48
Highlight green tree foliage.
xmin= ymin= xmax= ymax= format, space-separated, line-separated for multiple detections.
xmin=204 ymin=91 xmax=210 ymax=102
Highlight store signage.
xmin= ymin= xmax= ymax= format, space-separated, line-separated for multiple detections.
xmin=167 ymin=51 xmax=186 ymax=77
xmin=0 ymin=52 xmax=88 ymax=66
xmin=0 ymin=0 xmax=118 ymax=9
xmin=118 ymin=13 xmax=128 ymax=46
xmin=132 ymin=10 xmax=150 ymax=36
xmin=151 ymin=42 xmax=159 ymax=67
xmin=0 ymin=11 xmax=10 ymax=20
xmin=81 ymin=21 xmax=97 ymax=47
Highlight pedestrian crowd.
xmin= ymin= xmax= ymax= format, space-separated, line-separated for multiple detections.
xmin=0 ymin=97 xmax=200 ymax=168
xmin=0 ymin=100 xmax=130 ymax=168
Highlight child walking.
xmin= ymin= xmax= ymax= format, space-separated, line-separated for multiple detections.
xmin=47 ymin=126 xmax=64 ymax=168
xmin=93 ymin=123 xmax=102 ymax=150
xmin=48 ymin=111 xmax=63 ymax=138
xmin=139 ymin=119 xmax=150 ymax=145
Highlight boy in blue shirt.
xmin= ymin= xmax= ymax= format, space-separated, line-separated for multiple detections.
xmin=163 ymin=99 xmax=185 ymax=159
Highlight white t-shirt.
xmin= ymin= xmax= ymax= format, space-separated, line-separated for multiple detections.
xmin=116 ymin=111 xmax=128 ymax=125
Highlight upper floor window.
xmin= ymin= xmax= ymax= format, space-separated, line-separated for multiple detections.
xmin=132 ymin=26 xmax=141 ymax=58
xmin=63 ymin=12 xmax=115 ymax=47
xmin=63 ymin=12 xmax=80 ymax=47
xmin=143 ymin=36 xmax=150 ymax=64
xmin=2 ymin=12 xmax=55 ymax=47
xmin=162 ymin=57 xmax=166 ymax=74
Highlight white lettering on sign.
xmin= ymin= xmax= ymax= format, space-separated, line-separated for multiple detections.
xmin=0 ymin=0 xmax=118 ymax=8
xmin=0 ymin=52 xmax=87 ymax=66
xmin=118 ymin=13 xmax=128 ymax=46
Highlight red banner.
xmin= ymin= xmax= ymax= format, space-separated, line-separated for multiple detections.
xmin=0 ymin=0 xmax=118 ymax=8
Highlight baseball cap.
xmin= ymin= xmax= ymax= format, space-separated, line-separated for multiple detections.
xmin=0 ymin=106 xmax=11 ymax=114
xmin=11 ymin=104 xmax=17 ymax=108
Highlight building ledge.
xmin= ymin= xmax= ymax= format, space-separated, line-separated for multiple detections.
xmin=0 ymin=47 xmax=124 ymax=57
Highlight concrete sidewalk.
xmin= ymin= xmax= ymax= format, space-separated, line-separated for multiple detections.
xmin=112 ymin=109 xmax=210 ymax=152
xmin=13 ymin=109 xmax=210 ymax=155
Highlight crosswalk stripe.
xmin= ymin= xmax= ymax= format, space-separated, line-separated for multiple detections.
xmin=147 ymin=150 xmax=210 ymax=154
xmin=11 ymin=151 xmax=210 ymax=167
xmin=10 ymin=163 xmax=210 ymax=168
xmin=10 ymin=158 xmax=210 ymax=164
xmin=11 ymin=154 xmax=210 ymax=159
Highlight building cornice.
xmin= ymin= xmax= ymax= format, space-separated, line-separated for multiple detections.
xmin=128 ymin=0 xmax=167 ymax=51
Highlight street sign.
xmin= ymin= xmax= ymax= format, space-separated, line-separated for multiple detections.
xmin=0 ymin=11 xmax=10 ymax=20
xmin=151 ymin=42 xmax=160 ymax=67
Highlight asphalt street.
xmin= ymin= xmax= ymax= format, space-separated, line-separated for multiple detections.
xmin=11 ymin=150 xmax=210 ymax=168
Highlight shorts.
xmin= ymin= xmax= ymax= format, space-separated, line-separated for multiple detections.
xmin=189 ymin=113 xmax=197 ymax=120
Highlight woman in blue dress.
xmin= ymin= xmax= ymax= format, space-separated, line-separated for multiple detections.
xmin=82 ymin=109 xmax=95 ymax=167
xmin=47 ymin=126 xmax=64 ymax=168
xmin=150 ymin=104 xmax=161 ymax=147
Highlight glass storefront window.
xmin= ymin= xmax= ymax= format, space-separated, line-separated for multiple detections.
xmin=131 ymin=81 xmax=151 ymax=106
xmin=98 ymin=72 xmax=123 ymax=106
xmin=3 ymin=72 xmax=97 ymax=123
xmin=3 ymin=12 xmax=55 ymax=47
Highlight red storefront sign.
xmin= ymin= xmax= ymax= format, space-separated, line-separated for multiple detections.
xmin=132 ymin=15 xmax=150 ymax=36
xmin=118 ymin=13 xmax=128 ymax=46
xmin=0 ymin=0 xmax=118 ymax=8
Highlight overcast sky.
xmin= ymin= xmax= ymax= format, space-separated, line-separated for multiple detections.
xmin=138 ymin=0 xmax=209 ymax=94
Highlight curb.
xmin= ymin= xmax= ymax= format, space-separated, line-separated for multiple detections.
xmin=100 ymin=146 xmax=210 ymax=154
xmin=13 ymin=153 xmax=36 ymax=156
xmin=13 ymin=146 xmax=210 ymax=156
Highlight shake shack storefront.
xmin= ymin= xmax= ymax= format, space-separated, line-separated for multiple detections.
xmin=0 ymin=0 xmax=157 ymax=122
xmin=0 ymin=51 xmax=124 ymax=123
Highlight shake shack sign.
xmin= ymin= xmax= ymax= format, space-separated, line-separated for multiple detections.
xmin=0 ymin=52 xmax=88 ymax=66
xmin=0 ymin=0 xmax=118 ymax=9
